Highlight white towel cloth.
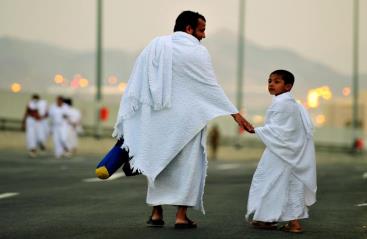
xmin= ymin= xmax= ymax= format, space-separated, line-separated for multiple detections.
xmin=113 ymin=35 xmax=173 ymax=122
xmin=247 ymin=92 xmax=317 ymax=221
xmin=113 ymin=31 xmax=238 ymax=188
xmin=146 ymin=127 xmax=208 ymax=213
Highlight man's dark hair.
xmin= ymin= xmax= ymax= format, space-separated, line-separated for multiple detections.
xmin=64 ymin=98 xmax=73 ymax=106
xmin=173 ymin=10 xmax=206 ymax=32
xmin=31 ymin=94 xmax=40 ymax=100
xmin=270 ymin=69 xmax=295 ymax=85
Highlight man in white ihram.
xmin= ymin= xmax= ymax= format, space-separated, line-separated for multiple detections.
xmin=22 ymin=94 xmax=48 ymax=157
xmin=113 ymin=10 xmax=254 ymax=229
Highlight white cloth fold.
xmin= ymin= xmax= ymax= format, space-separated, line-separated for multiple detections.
xmin=113 ymin=32 xmax=238 ymax=187
xmin=247 ymin=92 xmax=317 ymax=221
xmin=254 ymin=92 xmax=317 ymax=204
xmin=113 ymin=35 xmax=173 ymax=123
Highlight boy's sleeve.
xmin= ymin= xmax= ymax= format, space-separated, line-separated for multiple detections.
xmin=255 ymin=109 xmax=307 ymax=166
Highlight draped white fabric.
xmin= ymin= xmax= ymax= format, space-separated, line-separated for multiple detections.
xmin=247 ymin=92 xmax=317 ymax=221
xmin=147 ymin=128 xmax=208 ymax=213
xmin=113 ymin=32 xmax=237 ymax=212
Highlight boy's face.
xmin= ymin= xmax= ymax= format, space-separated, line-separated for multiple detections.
xmin=268 ymin=74 xmax=292 ymax=96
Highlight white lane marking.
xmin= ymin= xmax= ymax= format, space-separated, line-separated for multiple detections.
xmin=216 ymin=164 xmax=240 ymax=170
xmin=362 ymin=172 xmax=367 ymax=179
xmin=356 ymin=203 xmax=367 ymax=207
xmin=0 ymin=192 xmax=19 ymax=200
xmin=83 ymin=172 xmax=125 ymax=182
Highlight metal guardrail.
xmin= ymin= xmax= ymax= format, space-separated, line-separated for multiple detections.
xmin=0 ymin=117 xmax=363 ymax=153
xmin=0 ymin=118 xmax=22 ymax=131
xmin=0 ymin=117 xmax=114 ymax=138
xmin=82 ymin=125 xmax=114 ymax=138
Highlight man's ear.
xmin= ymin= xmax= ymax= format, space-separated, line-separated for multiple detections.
xmin=185 ymin=25 xmax=194 ymax=34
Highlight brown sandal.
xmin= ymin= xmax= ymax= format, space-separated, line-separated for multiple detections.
xmin=279 ymin=223 xmax=303 ymax=233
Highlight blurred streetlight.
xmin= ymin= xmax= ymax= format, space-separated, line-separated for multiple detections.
xmin=315 ymin=114 xmax=326 ymax=127
xmin=71 ymin=79 xmax=79 ymax=89
xmin=307 ymin=86 xmax=332 ymax=108
xmin=342 ymin=87 xmax=351 ymax=96
xmin=11 ymin=83 xmax=22 ymax=93
xmin=79 ymin=78 xmax=89 ymax=88
xmin=54 ymin=74 xmax=64 ymax=84
xmin=307 ymin=90 xmax=319 ymax=108
xmin=108 ymin=75 xmax=118 ymax=85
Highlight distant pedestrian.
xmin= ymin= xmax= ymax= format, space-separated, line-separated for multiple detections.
xmin=22 ymin=94 xmax=47 ymax=157
xmin=49 ymin=96 xmax=71 ymax=158
xmin=37 ymin=97 xmax=49 ymax=151
xmin=208 ymin=125 xmax=220 ymax=160
xmin=246 ymin=70 xmax=317 ymax=233
xmin=63 ymin=98 xmax=82 ymax=154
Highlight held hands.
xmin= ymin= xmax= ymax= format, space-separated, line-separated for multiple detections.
xmin=231 ymin=113 xmax=255 ymax=133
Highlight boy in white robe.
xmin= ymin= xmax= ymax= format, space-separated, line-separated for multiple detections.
xmin=246 ymin=70 xmax=317 ymax=233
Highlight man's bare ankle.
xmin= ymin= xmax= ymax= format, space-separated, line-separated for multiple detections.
xmin=151 ymin=206 xmax=163 ymax=220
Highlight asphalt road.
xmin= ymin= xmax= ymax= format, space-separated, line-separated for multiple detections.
xmin=0 ymin=148 xmax=366 ymax=239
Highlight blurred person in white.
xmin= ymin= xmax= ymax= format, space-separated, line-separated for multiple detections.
xmin=112 ymin=10 xmax=254 ymax=229
xmin=63 ymin=98 xmax=82 ymax=154
xmin=37 ymin=97 xmax=49 ymax=152
xmin=48 ymin=96 xmax=71 ymax=159
xmin=246 ymin=70 xmax=317 ymax=233
xmin=22 ymin=94 xmax=45 ymax=157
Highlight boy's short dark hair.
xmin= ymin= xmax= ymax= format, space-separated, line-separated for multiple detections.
xmin=270 ymin=69 xmax=295 ymax=85
xmin=173 ymin=10 xmax=206 ymax=32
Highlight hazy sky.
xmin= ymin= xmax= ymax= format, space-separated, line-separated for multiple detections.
xmin=0 ymin=0 xmax=366 ymax=75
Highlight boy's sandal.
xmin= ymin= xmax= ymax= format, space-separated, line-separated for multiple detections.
xmin=279 ymin=223 xmax=303 ymax=233
xmin=174 ymin=217 xmax=197 ymax=229
xmin=146 ymin=217 xmax=165 ymax=227
xmin=251 ymin=221 xmax=278 ymax=230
